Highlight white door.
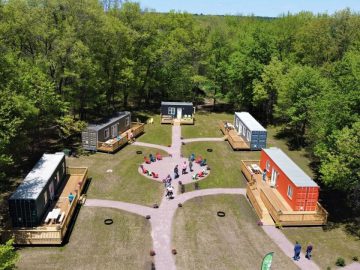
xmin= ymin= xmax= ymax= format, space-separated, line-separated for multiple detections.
xmin=238 ymin=124 xmax=242 ymax=134
xmin=177 ymin=108 xmax=182 ymax=120
xmin=270 ymin=169 xmax=278 ymax=187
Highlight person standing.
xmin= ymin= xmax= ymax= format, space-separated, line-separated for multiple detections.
xmin=189 ymin=160 xmax=193 ymax=172
xmin=293 ymin=241 xmax=302 ymax=261
xmin=174 ymin=165 xmax=179 ymax=179
xmin=182 ymin=161 xmax=187 ymax=175
xmin=305 ymin=244 xmax=313 ymax=259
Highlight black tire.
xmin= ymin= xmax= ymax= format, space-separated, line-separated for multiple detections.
xmin=207 ymin=148 xmax=213 ymax=152
xmin=104 ymin=218 xmax=113 ymax=225
xmin=136 ymin=150 xmax=142 ymax=154
xmin=217 ymin=211 xmax=225 ymax=217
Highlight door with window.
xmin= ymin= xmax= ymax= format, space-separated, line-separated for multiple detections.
xmin=111 ymin=124 xmax=117 ymax=138
xmin=177 ymin=108 xmax=182 ymax=120
xmin=270 ymin=169 xmax=278 ymax=187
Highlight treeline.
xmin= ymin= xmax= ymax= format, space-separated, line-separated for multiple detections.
xmin=0 ymin=1 xmax=359 ymax=218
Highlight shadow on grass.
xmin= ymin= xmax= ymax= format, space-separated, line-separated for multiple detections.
xmin=274 ymin=127 xmax=306 ymax=151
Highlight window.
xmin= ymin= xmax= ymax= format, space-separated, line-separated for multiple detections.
xmin=287 ymin=185 xmax=293 ymax=199
xmin=235 ymin=118 xmax=239 ymax=127
xmin=125 ymin=117 xmax=130 ymax=126
xmin=247 ymin=131 xmax=251 ymax=141
xmin=57 ymin=171 xmax=60 ymax=183
xmin=104 ymin=128 xmax=109 ymax=139
xmin=266 ymin=160 xmax=270 ymax=171
xmin=168 ymin=107 xmax=175 ymax=115
xmin=44 ymin=192 xmax=48 ymax=205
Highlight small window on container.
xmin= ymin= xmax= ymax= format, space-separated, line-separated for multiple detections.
xmin=125 ymin=117 xmax=130 ymax=127
xmin=266 ymin=160 xmax=270 ymax=171
xmin=104 ymin=128 xmax=110 ymax=139
xmin=57 ymin=171 xmax=60 ymax=183
xmin=287 ymin=185 xmax=293 ymax=199
xmin=235 ymin=118 xmax=239 ymax=127
xmin=247 ymin=131 xmax=251 ymax=141
xmin=168 ymin=107 xmax=175 ymax=115
xmin=44 ymin=192 xmax=48 ymax=205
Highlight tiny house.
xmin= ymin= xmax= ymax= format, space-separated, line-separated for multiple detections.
xmin=82 ymin=111 xmax=131 ymax=151
xmin=260 ymin=148 xmax=319 ymax=211
xmin=8 ymin=153 xmax=66 ymax=227
xmin=234 ymin=112 xmax=267 ymax=150
xmin=160 ymin=102 xmax=195 ymax=124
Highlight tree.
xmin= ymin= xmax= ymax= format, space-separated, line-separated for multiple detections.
xmin=0 ymin=239 xmax=18 ymax=270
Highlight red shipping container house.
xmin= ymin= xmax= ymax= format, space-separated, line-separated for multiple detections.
xmin=260 ymin=148 xmax=319 ymax=211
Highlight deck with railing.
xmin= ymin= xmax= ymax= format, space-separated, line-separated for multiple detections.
xmin=97 ymin=122 xmax=145 ymax=153
xmin=219 ymin=121 xmax=250 ymax=150
xmin=8 ymin=167 xmax=88 ymax=245
xmin=160 ymin=115 xmax=194 ymax=125
xmin=241 ymin=160 xmax=328 ymax=226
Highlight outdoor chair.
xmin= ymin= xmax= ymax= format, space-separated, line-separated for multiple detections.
xmin=198 ymin=171 xmax=204 ymax=177
xmin=152 ymin=172 xmax=159 ymax=178
xmin=200 ymin=159 xmax=207 ymax=166
xmin=144 ymin=157 xmax=151 ymax=164
xmin=149 ymin=154 xmax=156 ymax=162
xmin=140 ymin=165 xmax=148 ymax=174
xmin=195 ymin=156 xmax=202 ymax=163
xmin=156 ymin=153 xmax=162 ymax=160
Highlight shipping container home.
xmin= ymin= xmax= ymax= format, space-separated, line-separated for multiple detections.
xmin=240 ymin=148 xmax=327 ymax=226
xmin=8 ymin=153 xmax=66 ymax=228
xmin=234 ymin=112 xmax=267 ymax=150
xmin=82 ymin=111 xmax=144 ymax=153
xmin=160 ymin=102 xmax=195 ymax=125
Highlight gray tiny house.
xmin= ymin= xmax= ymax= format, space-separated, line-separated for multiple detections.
xmin=8 ymin=153 xmax=66 ymax=227
xmin=234 ymin=112 xmax=267 ymax=150
xmin=82 ymin=111 xmax=131 ymax=151
xmin=160 ymin=102 xmax=195 ymax=124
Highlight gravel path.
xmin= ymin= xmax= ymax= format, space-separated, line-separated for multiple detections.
xmin=85 ymin=124 xmax=321 ymax=270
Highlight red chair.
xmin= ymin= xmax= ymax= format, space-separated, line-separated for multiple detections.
xmin=140 ymin=165 xmax=148 ymax=174
xmin=198 ymin=171 xmax=204 ymax=177
xmin=156 ymin=152 xmax=162 ymax=160
xmin=144 ymin=156 xmax=151 ymax=164
xmin=152 ymin=172 xmax=159 ymax=178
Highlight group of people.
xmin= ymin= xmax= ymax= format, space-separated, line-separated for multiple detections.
xmin=173 ymin=161 xmax=193 ymax=179
xmin=163 ymin=174 xmax=174 ymax=199
xmin=293 ymin=242 xmax=313 ymax=261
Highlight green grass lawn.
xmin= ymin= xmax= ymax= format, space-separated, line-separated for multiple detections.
xmin=173 ymin=195 xmax=298 ymax=270
xmin=181 ymin=112 xmax=233 ymax=138
xmin=17 ymin=207 xmax=153 ymax=269
xmin=67 ymin=146 xmax=165 ymax=206
xmin=282 ymin=225 xmax=360 ymax=269
xmin=136 ymin=114 xmax=172 ymax=146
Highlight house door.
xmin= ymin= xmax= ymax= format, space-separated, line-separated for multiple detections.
xmin=177 ymin=108 xmax=182 ymax=120
xmin=270 ymin=169 xmax=278 ymax=187
xmin=238 ymin=124 xmax=242 ymax=134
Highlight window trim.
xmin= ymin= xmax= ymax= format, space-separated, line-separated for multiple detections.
xmin=266 ymin=160 xmax=270 ymax=171
xmin=287 ymin=185 xmax=293 ymax=199
xmin=111 ymin=124 xmax=117 ymax=137
xmin=125 ymin=117 xmax=130 ymax=126
xmin=168 ymin=107 xmax=175 ymax=115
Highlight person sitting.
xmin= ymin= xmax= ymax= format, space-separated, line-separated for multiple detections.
xmin=202 ymin=168 xmax=207 ymax=175
xmin=195 ymin=156 xmax=202 ymax=164
xmin=156 ymin=152 xmax=162 ymax=160
xmin=127 ymin=130 xmax=134 ymax=143
xmin=68 ymin=192 xmax=75 ymax=203
xmin=152 ymin=172 xmax=159 ymax=178
xmin=200 ymin=159 xmax=207 ymax=166
xmin=144 ymin=156 xmax=151 ymax=164
xmin=149 ymin=154 xmax=156 ymax=163
xmin=192 ymin=173 xmax=198 ymax=180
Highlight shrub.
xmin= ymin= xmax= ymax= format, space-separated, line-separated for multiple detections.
xmin=352 ymin=256 xmax=358 ymax=261
xmin=335 ymin=257 xmax=346 ymax=267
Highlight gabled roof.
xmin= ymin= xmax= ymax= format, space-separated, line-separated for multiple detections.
xmin=235 ymin=112 xmax=266 ymax=132
xmin=263 ymin=148 xmax=318 ymax=187
xmin=161 ymin=101 xmax=193 ymax=106
xmin=87 ymin=111 xmax=130 ymax=131
xmin=10 ymin=153 xmax=65 ymax=200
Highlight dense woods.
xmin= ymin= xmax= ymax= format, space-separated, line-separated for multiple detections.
xmin=0 ymin=1 xmax=359 ymax=223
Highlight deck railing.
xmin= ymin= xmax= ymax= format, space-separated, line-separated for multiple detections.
xmin=246 ymin=183 xmax=264 ymax=219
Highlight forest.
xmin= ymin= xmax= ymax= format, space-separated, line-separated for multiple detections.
xmin=0 ymin=0 xmax=359 ymax=227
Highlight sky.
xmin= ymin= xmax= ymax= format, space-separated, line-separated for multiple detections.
xmin=135 ymin=0 xmax=360 ymax=17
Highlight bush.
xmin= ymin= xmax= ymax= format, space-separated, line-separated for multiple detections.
xmin=352 ymin=256 xmax=358 ymax=261
xmin=335 ymin=257 xmax=346 ymax=267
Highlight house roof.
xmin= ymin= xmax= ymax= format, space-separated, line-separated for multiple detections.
xmin=263 ymin=148 xmax=318 ymax=187
xmin=87 ymin=111 xmax=130 ymax=131
xmin=161 ymin=101 xmax=193 ymax=106
xmin=10 ymin=153 xmax=65 ymax=200
xmin=235 ymin=112 xmax=266 ymax=132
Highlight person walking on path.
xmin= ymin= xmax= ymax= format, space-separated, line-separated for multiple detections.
xmin=189 ymin=160 xmax=193 ymax=172
xmin=174 ymin=165 xmax=179 ymax=179
xmin=305 ymin=244 xmax=313 ymax=259
xmin=182 ymin=161 xmax=187 ymax=175
xmin=293 ymin=241 xmax=302 ymax=261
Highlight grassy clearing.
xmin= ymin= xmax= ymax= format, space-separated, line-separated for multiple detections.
xmin=282 ymin=225 xmax=360 ymax=269
xmin=136 ymin=114 xmax=172 ymax=146
xmin=17 ymin=207 xmax=153 ymax=270
xmin=173 ymin=195 xmax=298 ymax=270
xmin=67 ymin=145 xmax=165 ymax=206
xmin=181 ymin=112 xmax=233 ymax=138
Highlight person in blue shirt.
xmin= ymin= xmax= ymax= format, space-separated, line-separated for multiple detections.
xmin=293 ymin=241 xmax=302 ymax=261
xmin=68 ymin=192 xmax=75 ymax=203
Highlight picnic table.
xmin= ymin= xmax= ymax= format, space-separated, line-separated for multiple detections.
xmin=45 ymin=208 xmax=61 ymax=223
xmin=251 ymin=164 xmax=262 ymax=174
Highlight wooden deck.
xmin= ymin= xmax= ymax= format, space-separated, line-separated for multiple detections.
xmin=241 ymin=160 xmax=328 ymax=226
xmin=219 ymin=121 xmax=250 ymax=150
xmin=7 ymin=167 xmax=88 ymax=245
xmin=160 ymin=115 xmax=194 ymax=125
xmin=97 ymin=122 xmax=145 ymax=153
